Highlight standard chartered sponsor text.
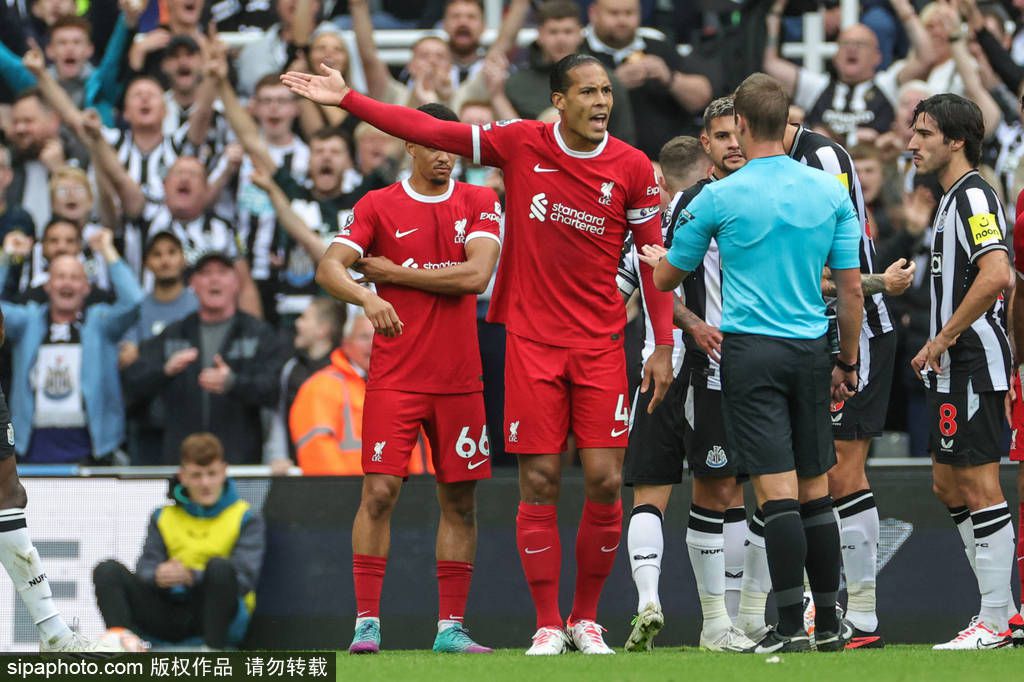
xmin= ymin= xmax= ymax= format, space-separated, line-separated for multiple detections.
xmin=551 ymin=202 xmax=608 ymax=235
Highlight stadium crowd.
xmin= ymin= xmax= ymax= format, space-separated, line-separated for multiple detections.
xmin=1 ymin=0 xmax=1020 ymax=468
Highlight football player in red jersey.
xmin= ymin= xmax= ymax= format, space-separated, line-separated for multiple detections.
xmin=316 ymin=103 xmax=502 ymax=655
xmin=1008 ymin=187 xmax=1024 ymax=641
xmin=286 ymin=54 xmax=674 ymax=655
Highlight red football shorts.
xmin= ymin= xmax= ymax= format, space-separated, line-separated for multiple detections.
xmin=361 ymin=390 xmax=491 ymax=482
xmin=504 ymin=332 xmax=629 ymax=454
xmin=1011 ymin=371 xmax=1024 ymax=462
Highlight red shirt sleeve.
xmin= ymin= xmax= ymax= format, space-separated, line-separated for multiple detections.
xmin=1015 ymin=189 xmax=1024 ymax=274
xmin=340 ymin=90 xmax=476 ymax=159
xmin=474 ymin=118 xmax=538 ymax=167
xmin=332 ymin=193 xmax=376 ymax=257
xmin=465 ymin=187 xmax=503 ymax=245
xmin=627 ymin=157 xmax=673 ymax=346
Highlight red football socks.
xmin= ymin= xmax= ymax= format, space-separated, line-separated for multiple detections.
xmin=352 ymin=554 xmax=387 ymax=618
xmin=516 ymin=502 xmax=563 ymax=629
xmin=437 ymin=560 xmax=474 ymax=622
xmin=569 ymin=498 xmax=623 ymax=624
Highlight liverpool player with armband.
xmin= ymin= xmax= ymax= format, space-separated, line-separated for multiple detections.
xmin=285 ymin=54 xmax=675 ymax=655
xmin=316 ymin=103 xmax=502 ymax=655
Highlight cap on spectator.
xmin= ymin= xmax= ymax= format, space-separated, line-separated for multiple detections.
xmin=144 ymin=230 xmax=184 ymax=257
xmin=165 ymin=35 xmax=201 ymax=55
xmin=193 ymin=250 xmax=236 ymax=271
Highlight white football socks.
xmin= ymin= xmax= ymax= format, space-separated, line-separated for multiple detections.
xmin=723 ymin=507 xmax=746 ymax=621
xmin=971 ymin=503 xmax=1015 ymax=634
xmin=835 ymin=490 xmax=879 ymax=632
xmin=0 ymin=509 xmax=71 ymax=645
xmin=627 ymin=505 xmax=664 ymax=610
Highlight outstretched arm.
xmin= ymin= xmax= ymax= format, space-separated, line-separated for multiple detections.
xmin=282 ymin=65 xmax=476 ymax=159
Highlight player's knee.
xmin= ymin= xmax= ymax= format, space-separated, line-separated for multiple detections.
xmin=360 ymin=483 xmax=399 ymax=520
xmin=522 ymin=467 xmax=560 ymax=503
xmin=93 ymin=559 xmax=130 ymax=587
xmin=587 ymin=471 xmax=622 ymax=503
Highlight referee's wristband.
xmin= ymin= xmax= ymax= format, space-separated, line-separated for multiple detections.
xmin=835 ymin=357 xmax=859 ymax=373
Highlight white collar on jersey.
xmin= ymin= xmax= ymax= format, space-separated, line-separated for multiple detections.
xmin=553 ymin=120 xmax=608 ymax=159
xmin=401 ymin=178 xmax=455 ymax=203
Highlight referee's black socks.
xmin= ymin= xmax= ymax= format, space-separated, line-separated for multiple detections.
xmin=801 ymin=496 xmax=840 ymax=635
xmin=762 ymin=499 xmax=806 ymax=636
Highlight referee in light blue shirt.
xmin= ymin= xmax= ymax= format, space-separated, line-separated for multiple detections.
xmin=640 ymin=74 xmax=864 ymax=654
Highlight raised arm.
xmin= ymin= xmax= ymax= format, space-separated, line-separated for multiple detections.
xmin=486 ymin=0 xmax=531 ymax=59
xmin=212 ymin=56 xmax=277 ymax=177
xmin=185 ymin=29 xmax=224 ymax=150
xmin=80 ymin=109 xmax=147 ymax=219
xmin=292 ymin=0 xmax=316 ymax=49
xmin=951 ymin=37 xmax=1001 ymax=137
xmin=348 ymin=0 xmax=396 ymax=102
xmin=250 ymin=168 xmax=328 ymax=263
xmin=893 ymin=0 xmax=937 ymax=73
xmin=282 ymin=66 xmax=476 ymax=159
xmin=21 ymin=47 xmax=84 ymax=134
xmin=763 ymin=0 xmax=800 ymax=95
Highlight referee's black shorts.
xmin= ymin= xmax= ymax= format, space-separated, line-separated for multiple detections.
xmin=720 ymin=333 xmax=835 ymax=478
xmin=830 ymin=330 xmax=897 ymax=441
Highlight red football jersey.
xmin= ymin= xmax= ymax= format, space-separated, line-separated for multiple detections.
xmin=1015 ymin=188 xmax=1024 ymax=274
xmin=473 ymin=119 xmax=663 ymax=348
xmin=333 ymin=179 xmax=502 ymax=393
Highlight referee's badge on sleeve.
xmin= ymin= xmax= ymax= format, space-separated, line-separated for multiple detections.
xmin=968 ymin=213 xmax=1000 ymax=245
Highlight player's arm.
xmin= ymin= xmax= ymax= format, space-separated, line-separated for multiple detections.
xmin=281 ymin=67 xmax=478 ymax=161
xmin=675 ymin=295 xmax=723 ymax=362
xmin=357 ymin=237 xmax=500 ymax=296
xmin=829 ymin=192 xmax=864 ymax=398
xmin=822 ymin=259 xmax=917 ymax=297
xmin=317 ymin=242 xmax=403 ymax=337
xmin=921 ymin=249 xmax=1013 ymax=373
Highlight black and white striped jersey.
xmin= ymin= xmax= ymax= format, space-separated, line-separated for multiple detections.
xmin=228 ymin=139 xmax=310 ymax=281
xmin=19 ymin=222 xmax=110 ymax=293
xmin=123 ymin=203 xmax=241 ymax=288
xmin=926 ymin=171 xmax=1011 ymax=394
xmin=162 ymin=92 xmax=233 ymax=167
xmin=102 ymin=127 xmax=184 ymax=205
xmin=789 ymin=125 xmax=893 ymax=339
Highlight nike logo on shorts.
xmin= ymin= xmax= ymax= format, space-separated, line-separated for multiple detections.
xmin=524 ymin=546 xmax=551 ymax=554
xmin=467 ymin=459 xmax=487 ymax=470
xmin=611 ymin=427 xmax=628 ymax=437
xmin=600 ymin=544 xmax=619 ymax=553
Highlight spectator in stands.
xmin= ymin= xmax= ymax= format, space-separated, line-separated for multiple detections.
xmin=120 ymin=231 xmax=199 ymax=465
xmin=93 ymin=432 xmax=265 ymax=650
xmin=159 ymin=34 xmax=231 ymax=165
xmin=288 ymin=25 xmax=357 ymax=140
xmin=352 ymin=122 xmax=401 ymax=177
xmin=4 ymin=90 xmax=85 ymax=230
xmin=875 ymin=80 xmax=933 ymax=196
xmin=6 ymin=218 xmax=112 ymax=305
xmin=0 ymin=146 xmax=34 ymax=240
xmin=266 ymin=297 xmax=346 ymax=473
xmin=1 ymin=0 xmax=77 ymax=53
xmin=122 ymin=251 xmax=286 ymax=465
xmin=235 ymin=0 xmax=321 ymax=96
xmin=850 ymin=143 xmax=893 ymax=243
xmin=583 ymin=0 xmax=712 ymax=157
xmin=0 ymin=227 xmax=142 ymax=464
xmin=763 ymin=0 xmax=932 ymax=146
xmin=290 ymin=312 xmax=374 ymax=475
xmin=442 ymin=0 xmax=487 ymax=86
xmin=505 ymin=0 xmax=636 ymax=144
xmin=0 ymin=6 xmax=140 ymax=127
xmin=127 ymin=0 xmax=207 ymax=79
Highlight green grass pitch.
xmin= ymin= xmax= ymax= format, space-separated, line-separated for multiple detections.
xmin=334 ymin=646 xmax=1023 ymax=682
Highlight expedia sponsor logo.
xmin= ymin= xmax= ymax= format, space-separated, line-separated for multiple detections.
xmin=646 ymin=185 xmax=660 ymax=196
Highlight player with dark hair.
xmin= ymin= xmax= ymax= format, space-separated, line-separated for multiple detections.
xmin=908 ymin=93 xmax=1019 ymax=649
xmin=315 ymin=103 xmax=502 ymax=655
xmin=284 ymin=53 xmax=674 ymax=655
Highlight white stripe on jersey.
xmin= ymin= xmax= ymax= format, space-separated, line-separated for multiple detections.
xmin=471 ymin=125 xmax=482 ymax=166
xmin=103 ymin=128 xmax=181 ymax=204
xmin=700 ymin=241 xmax=723 ymax=390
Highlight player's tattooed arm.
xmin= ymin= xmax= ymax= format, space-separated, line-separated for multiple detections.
xmin=822 ymin=258 xmax=916 ymax=298
xmin=675 ymin=296 xmax=723 ymax=362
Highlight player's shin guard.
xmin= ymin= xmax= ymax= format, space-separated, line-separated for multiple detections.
xmin=516 ymin=503 xmax=562 ymax=629
xmin=972 ymin=503 xmax=1015 ymax=633
xmin=437 ymin=561 xmax=473 ymax=625
xmin=801 ymin=496 xmax=841 ymax=634
xmin=736 ymin=508 xmax=771 ymax=637
xmin=570 ymin=499 xmax=622 ymax=624
xmin=627 ymin=504 xmax=663 ymax=610
xmin=949 ymin=505 xmax=977 ymax=571
xmin=762 ymin=499 xmax=807 ymax=636
xmin=352 ymin=554 xmax=387 ymax=619
xmin=0 ymin=509 xmax=69 ymax=644
xmin=687 ymin=505 xmax=730 ymax=635
xmin=834 ymin=489 xmax=879 ymax=632
xmin=723 ymin=507 xmax=746 ymax=621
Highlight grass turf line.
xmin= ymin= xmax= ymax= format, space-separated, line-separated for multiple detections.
xmin=334 ymin=645 xmax=1022 ymax=682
